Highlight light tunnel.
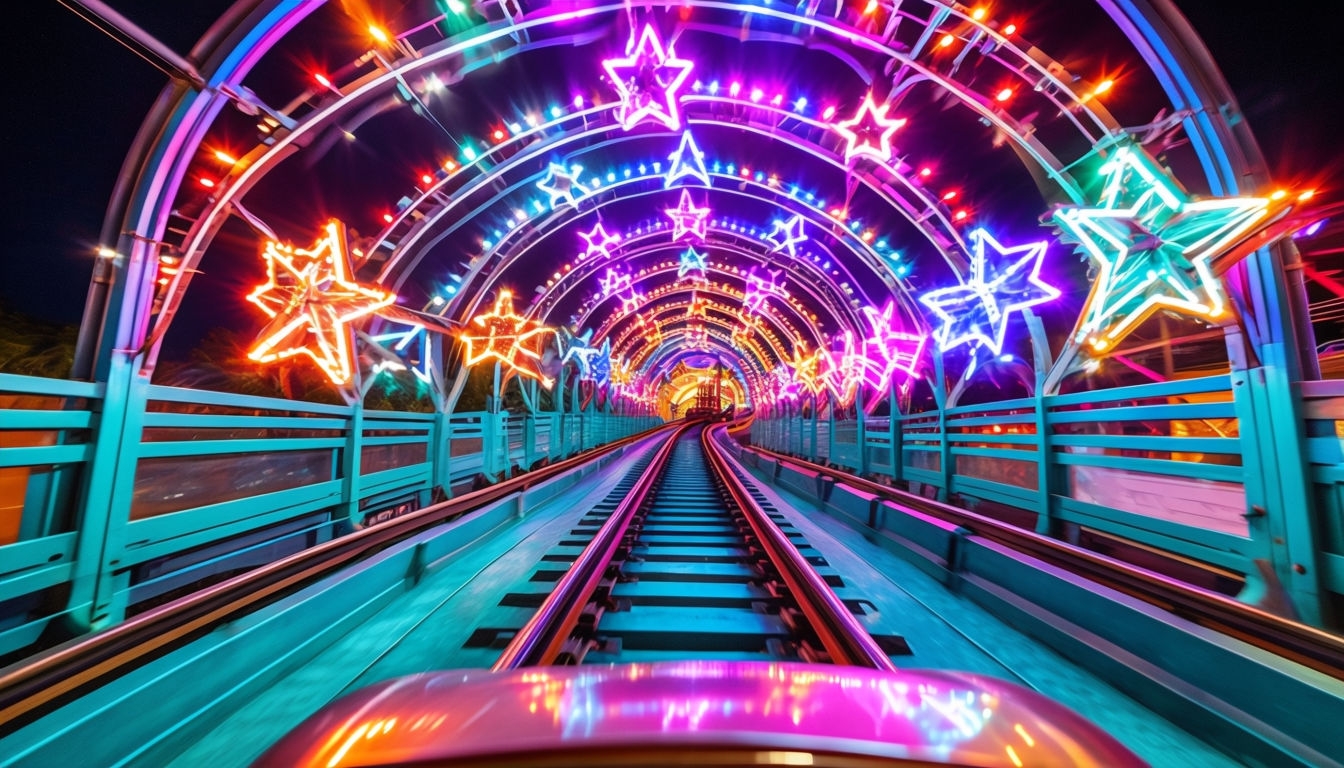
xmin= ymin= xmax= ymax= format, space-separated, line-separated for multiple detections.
xmin=8 ymin=2 xmax=1344 ymax=760
xmin=79 ymin=0 xmax=1314 ymax=423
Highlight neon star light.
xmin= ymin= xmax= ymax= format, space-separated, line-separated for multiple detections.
xmin=370 ymin=323 xmax=433 ymax=384
xmin=665 ymin=189 xmax=710 ymax=241
xmin=598 ymin=267 xmax=633 ymax=295
xmin=619 ymin=289 xmax=647 ymax=314
xmin=919 ymin=228 xmax=1060 ymax=355
xmin=578 ymin=222 xmax=620 ymax=262
xmin=742 ymin=267 xmax=786 ymax=315
xmin=458 ymin=287 xmax=556 ymax=387
xmin=602 ymin=24 xmax=694 ymax=131
xmin=247 ymin=220 xmax=395 ymax=386
xmin=538 ymin=162 xmax=589 ymax=209
xmin=1052 ymin=145 xmax=1270 ymax=352
xmin=665 ymin=131 xmax=710 ymax=187
xmin=833 ymin=93 xmax=906 ymax=165
xmin=678 ymin=246 xmax=709 ymax=279
xmin=859 ymin=300 xmax=927 ymax=395
xmin=764 ymin=215 xmax=807 ymax=256
xmin=560 ymin=328 xmax=603 ymax=381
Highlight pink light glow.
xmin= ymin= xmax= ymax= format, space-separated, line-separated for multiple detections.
xmin=665 ymin=189 xmax=710 ymax=241
xmin=602 ymin=24 xmax=694 ymax=131
xmin=742 ymin=267 xmax=786 ymax=315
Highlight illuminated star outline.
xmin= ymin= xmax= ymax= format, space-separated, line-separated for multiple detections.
xmin=458 ymin=288 xmax=556 ymax=387
xmin=678 ymin=246 xmax=708 ymax=279
xmin=832 ymin=93 xmax=906 ymax=165
xmin=1052 ymin=145 xmax=1270 ymax=353
xmin=918 ymin=228 xmax=1060 ymax=355
xmin=764 ymin=214 xmax=808 ymax=256
xmin=742 ymin=267 xmax=786 ymax=315
xmin=859 ymin=300 xmax=927 ymax=395
xmin=369 ymin=322 xmax=433 ymax=384
xmin=665 ymin=189 xmax=710 ymax=241
xmin=578 ymin=221 xmax=621 ymax=261
xmin=602 ymin=24 xmax=694 ymax=131
xmin=665 ymin=130 xmax=711 ymax=187
xmin=598 ymin=266 xmax=633 ymax=296
xmin=537 ymin=162 xmax=589 ymax=209
xmin=247 ymin=219 xmax=395 ymax=386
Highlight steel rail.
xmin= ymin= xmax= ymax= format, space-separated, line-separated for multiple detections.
xmin=748 ymin=444 xmax=1344 ymax=681
xmin=702 ymin=425 xmax=897 ymax=670
xmin=0 ymin=422 xmax=674 ymax=732
xmin=492 ymin=424 xmax=693 ymax=669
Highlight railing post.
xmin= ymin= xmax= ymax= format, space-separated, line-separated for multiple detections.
xmin=66 ymin=357 xmax=146 ymax=632
xmin=855 ymin=388 xmax=869 ymax=476
xmin=933 ymin=354 xmax=951 ymax=502
xmin=342 ymin=398 xmax=364 ymax=528
xmin=889 ymin=386 xmax=903 ymax=483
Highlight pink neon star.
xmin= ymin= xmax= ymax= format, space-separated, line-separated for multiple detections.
xmin=602 ymin=24 xmax=694 ymax=131
xmin=578 ymin=222 xmax=620 ymax=262
xmin=833 ymin=93 xmax=906 ymax=165
xmin=665 ymin=189 xmax=710 ymax=241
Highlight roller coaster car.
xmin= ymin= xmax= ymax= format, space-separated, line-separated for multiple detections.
xmin=254 ymin=661 xmax=1145 ymax=767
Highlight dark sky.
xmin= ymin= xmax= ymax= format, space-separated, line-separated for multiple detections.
xmin=5 ymin=0 xmax=1339 ymax=329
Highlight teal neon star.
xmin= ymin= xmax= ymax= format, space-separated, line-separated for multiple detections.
xmin=1052 ymin=146 xmax=1269 ymax=353
xmin=919 ymin=228 xmax=1059 ymax=356
xmin=678 ymin=246 xmax=708 ymax=279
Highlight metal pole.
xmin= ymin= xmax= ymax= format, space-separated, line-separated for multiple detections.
xmin=58 ymin=0 xmax=204 ymax=87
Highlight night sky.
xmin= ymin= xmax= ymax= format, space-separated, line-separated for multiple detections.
xmin=5 ymin=0 xmax=1340 ymax=333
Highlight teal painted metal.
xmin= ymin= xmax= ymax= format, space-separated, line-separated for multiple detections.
xmin=748 ymin=367 xmax=1344 ymax=629
xmin=0 ymin=369 xmax=658 ymax=659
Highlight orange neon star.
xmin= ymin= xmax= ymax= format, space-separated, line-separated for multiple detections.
xmin=247 ymin=220 xmax=395 ymax=386
xmin=458 ymin=288 xmax=557 ymax=387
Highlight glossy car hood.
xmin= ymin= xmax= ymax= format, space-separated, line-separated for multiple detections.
xmin=255 ymin=661 xmax=1145 ymax=767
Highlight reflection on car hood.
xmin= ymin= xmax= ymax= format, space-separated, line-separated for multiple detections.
xmin=255 ymin=661 xmax=1146 ymax=767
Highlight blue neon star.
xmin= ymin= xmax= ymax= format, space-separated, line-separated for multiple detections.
xmin=665 ymin=130 xmax=710 ymax=188
xmin=919 ymin=228 xmax=1060 ymax=355
xmin=537 ymin=162 xmax=589 ymax=209
xmin=1051 ymin=146 xmax=1269 ymax=352
xmin=369 ymin=323 xmax=434 ymax=384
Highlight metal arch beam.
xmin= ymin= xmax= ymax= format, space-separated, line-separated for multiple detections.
xmin=606 ymin=295 xmax=791 ymax=370
xmin=118 ymin=0 xmax=1128 ymax=378
xmin=439 ymin=184 xmax=902 ymax=335
xmin=378 ymin=102 xmax=972 ymax=297
xmin=601 ymin=286 xmax=801 ymax=364
xmin=549 ymin=230 xmax=868 ymax=342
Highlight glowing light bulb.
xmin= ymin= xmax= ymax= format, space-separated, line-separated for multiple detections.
xmin=1003 ymin=23 xmax=1017 ymax=35
xmin=383 ymin=213 xmax=394 ymax=223
xmin=1093 ymin=79 xmax=1114 ymax=95
xmin=368 ymin=25 xmax=390 ymax=44
xmin=214 ymin=149 xmax=238 ymax=164
xmin=939 ymin=34 xmax=955 ymax=47
xmin=199 ymin=177 xmax=215 ymax=188
xmin=995 ymin=88 xmax=1013 ymax=102
xmin=971 ymin=7 xmax=987 ymax=21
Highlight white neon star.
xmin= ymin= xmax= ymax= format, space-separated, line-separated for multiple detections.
xmin=764 ymin=214 xmax=807 ymax=256
xmin=538 ymin=162 xmax=589 ymax=208
xmin=832 ymin=93 xmax=906 ymax=165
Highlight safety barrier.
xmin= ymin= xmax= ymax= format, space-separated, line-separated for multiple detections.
xmin=0 ymin=372 xmax=658 ymax=659
xmin=751 ymin=373 xmax=1340 ymax=625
